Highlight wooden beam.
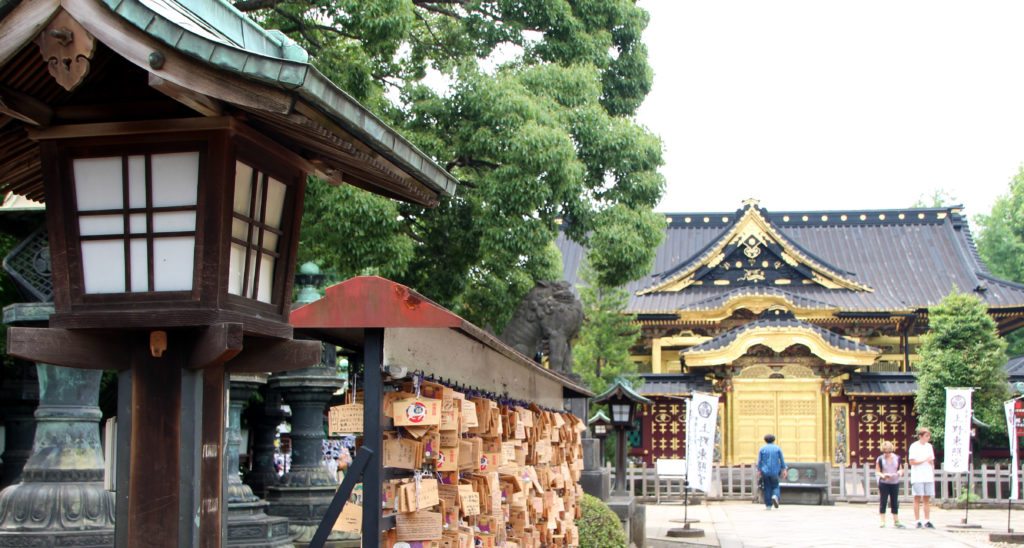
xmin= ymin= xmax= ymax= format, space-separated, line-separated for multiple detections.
xmin=53 ymin=100 xmax=184 ymax=122
xmin=7 ymin=326 xmax=131 ymax=369
xmin=187 ymin=322 xmax=243 ymax=370
xmin=0 ymin=0 xmax=60 ymax=68
xmin=27 ymin=116 xmax=234 ymax=140
xmin=225 ymin=338 xmax=321 ymax=374
xmin=148 ymin=74 xmax=224 ymax=117
xmin=0 ymin=85 xmax=53 ymax=127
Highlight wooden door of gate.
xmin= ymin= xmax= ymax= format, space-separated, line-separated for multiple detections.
xmin=730 ymin=378 xmax=823 ymax=464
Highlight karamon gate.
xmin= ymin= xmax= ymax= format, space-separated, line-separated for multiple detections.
xmin=557 ymin=199 xmax=1024 ymax=466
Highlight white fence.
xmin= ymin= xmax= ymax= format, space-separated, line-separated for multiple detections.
xmin=613 ymin=463 xmax=1024 ymax=502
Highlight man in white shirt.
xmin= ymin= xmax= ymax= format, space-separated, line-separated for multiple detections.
xmin=908 ymin=427 xmax=936 ymax=528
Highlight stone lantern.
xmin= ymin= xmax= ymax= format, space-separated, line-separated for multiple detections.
xmin=593 ymin=379 xmax=651 ymax=496
xmin=593 ymin=379 xmax=651 ymax=546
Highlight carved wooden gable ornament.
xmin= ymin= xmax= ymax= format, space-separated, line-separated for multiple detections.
xmin=36 ymin=10 xmax=96 ymax=92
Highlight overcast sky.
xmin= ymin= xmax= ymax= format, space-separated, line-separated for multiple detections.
xmin=636 ymin=1 xmax=1024 ymax=220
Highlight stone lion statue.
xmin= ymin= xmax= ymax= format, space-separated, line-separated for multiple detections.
xmin=499 ymin=280 xmax=584 ymax=376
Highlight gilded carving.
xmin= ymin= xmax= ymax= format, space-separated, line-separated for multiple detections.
xmin=737 ymin=364 xmax=774 ymax=378
xmin=742 ymin=239 xmax=762 ymax=259
xmin=778 ymin=364 xmax=815 ymax=378
xmin=639 ymin=204 xmax=873 ymax=295
xmin=36 ymin=11 xmax=96 ymax=92
xmin=779 ymin=400 xmax=816 ymax=415
xmin=854 ymin=399 xmax=912 ymax=464
xmin=740 ymin=269 xmax=765 ymax=283
xmin=684 ymin=325 xmax=879 ymax=367
xmin=832 ymin=404 xmax=848 ymax=464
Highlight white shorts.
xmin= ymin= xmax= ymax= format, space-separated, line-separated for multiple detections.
xmin=911 ymin=482 xmax=935 ymax=497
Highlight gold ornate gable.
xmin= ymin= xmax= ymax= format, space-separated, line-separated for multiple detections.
xmin=676 ymin=290 xmax=839 ymax=322
xmin=683 ymin=323 xmax=879 ymax=367
xmin=639 ymin=200 xmax=873 ymax=294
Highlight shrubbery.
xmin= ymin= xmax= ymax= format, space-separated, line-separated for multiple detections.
xmin=577 ymin=493 xmax=627 ymax=548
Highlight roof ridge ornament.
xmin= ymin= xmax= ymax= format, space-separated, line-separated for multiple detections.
xmin=36 ymin=10 xmax=95 ymax=92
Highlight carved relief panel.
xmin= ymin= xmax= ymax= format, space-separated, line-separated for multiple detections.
xmin=851 ymin=396 xmax=913 ymax=465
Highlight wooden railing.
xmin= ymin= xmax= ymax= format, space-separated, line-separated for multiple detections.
xmin=613 ymin=463 xmax=1024 ymax=502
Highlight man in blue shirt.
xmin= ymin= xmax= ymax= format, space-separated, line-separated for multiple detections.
xmin=757 ymin=433 xmax=787 ymax=509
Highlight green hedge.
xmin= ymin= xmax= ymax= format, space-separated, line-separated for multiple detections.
xmin=577 ymin=493 xmax=627 ymax=548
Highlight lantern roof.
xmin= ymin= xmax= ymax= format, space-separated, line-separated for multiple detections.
xmin=0 ymin=0 xmax=458 ymax=205
xmin=593 ymin=378 xmax=651 ymax=406
xmin=588 ymin=410 xmax=610 ymax=425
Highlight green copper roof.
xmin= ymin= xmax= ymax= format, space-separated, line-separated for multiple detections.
xmin=77 ymin=0 xmax=457 ymax=197
xmin=588 ymin=410 xmax=610 ymax=425
xmin=593 ymin=378 xmax=652 ymax=406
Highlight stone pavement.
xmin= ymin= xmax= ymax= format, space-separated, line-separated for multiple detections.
xmin=645 ymin=499 xmax=1024 ymax=547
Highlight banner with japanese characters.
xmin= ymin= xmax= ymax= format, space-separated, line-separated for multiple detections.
xmin=685 ymin=392 xmax=718 ymax=493
xmin=1006 ymin=398 xmax=1019 ymax=499
xmin=943 ymin=387 xmax=973 ymax=473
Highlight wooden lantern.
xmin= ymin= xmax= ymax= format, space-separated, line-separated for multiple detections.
xmin=37 ymin=118 xmax=308 ymax=337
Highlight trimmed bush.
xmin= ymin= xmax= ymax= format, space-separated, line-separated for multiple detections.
xmin=578 ymin=493 xmax=627 ymax=548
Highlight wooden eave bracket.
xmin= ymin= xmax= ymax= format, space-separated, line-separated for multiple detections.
xmin=7 ymin=326 xmax=131 ymax=370
xmin=187 ymin=322 xmax=243 ymax=369
xmin=225 ymin=337 xmax=321 ymax=374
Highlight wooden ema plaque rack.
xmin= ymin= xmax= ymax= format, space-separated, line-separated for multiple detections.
xmin=289 ymin=276 xmax=593 ymax=547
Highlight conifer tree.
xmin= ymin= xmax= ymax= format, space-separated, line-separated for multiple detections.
xmin=572 ymin=262 xmax=641 ymax=395
xmin=914 ymin=291 xmax=1009 ymax=445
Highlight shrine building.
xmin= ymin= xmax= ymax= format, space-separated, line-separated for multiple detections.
xmin=557 ymin=199 xmax=1024 ymax=467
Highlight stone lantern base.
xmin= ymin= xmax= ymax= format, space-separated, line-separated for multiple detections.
xmin=228 ymin=500 xmax=293 ymax=547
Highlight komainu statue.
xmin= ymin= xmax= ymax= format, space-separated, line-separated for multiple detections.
xmin=499 ymin=280 xmax=584 ymax=376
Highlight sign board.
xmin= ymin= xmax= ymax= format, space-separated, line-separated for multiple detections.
xmin=655 ymin=458 xmax=686 ymax=478
xmin=1014 ymin=399 xmax=1024 ymax=437
xmin=328 ymin=403 xmax=364 ymax=435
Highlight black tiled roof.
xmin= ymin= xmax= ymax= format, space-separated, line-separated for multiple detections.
xmin=843 ymin=372 xmax=918 ymax=395
xmin=637 ymin=373 xmax=713 ymax=396
xmin=843 ymin=359 xmax=1024 ymax=396
xmin=682 ymin=318 xmax=878 ymax=355
xmin=1006 ymin=355 xmax=1024 ymax=380
xmin=557 ymin=204 xmax=1024 ymax=314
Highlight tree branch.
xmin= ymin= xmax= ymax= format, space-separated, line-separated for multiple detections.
xmin=415 ymin=3 xmax=461 ymax=18
xmin=447 ymin=157 xmax=500 ymax=172
xmin=233 ymin=0 xmax=280 ymax=12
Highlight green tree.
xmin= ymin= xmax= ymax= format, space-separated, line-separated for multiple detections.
xmin=240 ymin=0 xmax=666 ymax=330
xmin=975 ymin=166 xmax=1024 ymax=356
xmin=572 ymin=262 xmax=641 ymax=396
xmin=914 ymin=291 xmax=1009 ymax=446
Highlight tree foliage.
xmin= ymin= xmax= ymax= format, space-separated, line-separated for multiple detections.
xmin=572 ymin=262 xmax=641 ymax=396
xmin=241 ymin=0 xmax=665 ymax=329
xmin=914 ymin=291 xmax=1008 ymax=446
xmin=975 ymin=166 xmax=1024 ymax=356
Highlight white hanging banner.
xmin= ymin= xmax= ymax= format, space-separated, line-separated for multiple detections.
xmin=943 ymin=387 xmax=973 ymax=473
xmin=1005 ymin=398 xmax=1019 ymax=499
xmin=685 ymin=392 xmax=719 ymax=493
